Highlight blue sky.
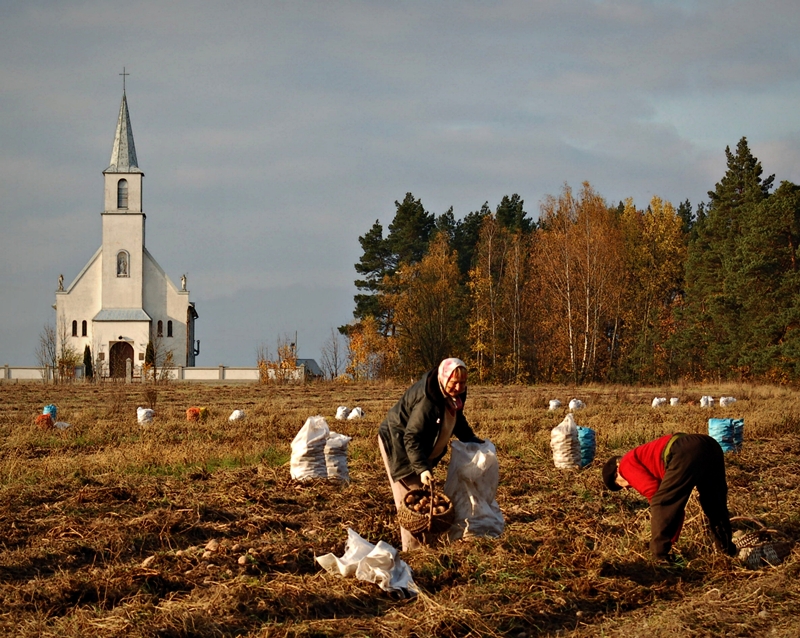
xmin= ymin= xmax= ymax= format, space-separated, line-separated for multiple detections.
xmin=2 ymin=1 xmax=800 ymax=367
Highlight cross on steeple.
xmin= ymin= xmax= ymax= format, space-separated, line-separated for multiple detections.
xmin=119 ymin=67 xmax=129 ymax=92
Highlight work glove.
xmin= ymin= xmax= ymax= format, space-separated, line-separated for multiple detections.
xmin=420 ymin=470 xmax=433 ymax=486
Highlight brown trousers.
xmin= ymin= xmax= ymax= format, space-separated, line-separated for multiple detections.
xmin=650 ymin=433 xmax=735 ymax=558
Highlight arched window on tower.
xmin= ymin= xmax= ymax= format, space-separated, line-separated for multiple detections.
xmin=117 ymin=179 xmax=129 ymax=209
xmin=167 ymin=320 xmax=173 ymax=337
xmin=72 ymin=320 xmax=78 ymax=337
xmin=81 ymin=320 xmax=87 ymax=337
xmin=157 ymin=320 xmax=163 ymax=337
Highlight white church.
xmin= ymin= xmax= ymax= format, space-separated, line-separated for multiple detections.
xmin=55 ymin=89 xmax=198 ymax=378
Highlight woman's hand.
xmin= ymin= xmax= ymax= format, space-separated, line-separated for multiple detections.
xmin=420 ymin=470 xmax=433 ymax=486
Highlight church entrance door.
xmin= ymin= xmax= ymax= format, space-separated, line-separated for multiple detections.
xmin=109 ymin=342 xmax=135 ymax=378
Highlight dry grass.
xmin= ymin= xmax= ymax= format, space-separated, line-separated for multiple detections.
xmin=0 ymin=379 xmax=798 ymax=637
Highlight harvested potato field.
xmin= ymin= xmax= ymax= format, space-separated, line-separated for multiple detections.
xmin=0 ymin=380 xmax=798 ymax=637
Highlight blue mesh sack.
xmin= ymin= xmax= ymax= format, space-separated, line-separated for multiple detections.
xmin=43 ymin=404 xmax=57 ymax=420
xmin=708 ymin=418 xmax=742 ymax=453
xmin=576 ymin=426 xmax=596 ymax=468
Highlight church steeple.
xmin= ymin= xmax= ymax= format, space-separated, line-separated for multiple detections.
xmin=105 ymin=90 xmax=141 ymax=174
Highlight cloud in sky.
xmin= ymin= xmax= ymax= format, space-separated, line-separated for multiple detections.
xmin=2 ymin=1 xmax=800 ymax=367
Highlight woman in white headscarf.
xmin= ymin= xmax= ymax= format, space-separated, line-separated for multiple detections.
xmin=378 ymin=358 xmax=482 ymax=550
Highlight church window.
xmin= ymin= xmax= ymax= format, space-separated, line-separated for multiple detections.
xmin=117 ymin=251 xmax=129 ymax=277
xmin=157 ymin=320 xmax=163 ymax=337
xmin=72 ymin=320 xmax=78 ymax=337
xmin=167 ymin=320 xmax=173 ymax=337
xmin=117 ymin=179 xmax=128 ymax=209
xmin=81 ymin=320 xmax=87 ymax=337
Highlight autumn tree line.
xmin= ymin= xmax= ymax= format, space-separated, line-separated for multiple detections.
xmin=339 ymin=138 xmax=800 ymax=385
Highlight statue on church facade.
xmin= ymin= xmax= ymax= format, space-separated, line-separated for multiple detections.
xmin=181 ymin=274 xmax=187 ymax=291
xmin=58 ymin=274 xmax=64 ymax=291
xmin=117 ymin=251 xmax=128 ymax=277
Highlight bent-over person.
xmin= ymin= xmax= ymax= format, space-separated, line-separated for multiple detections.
xmin=602 ymin=433 xmax=738 ymax=562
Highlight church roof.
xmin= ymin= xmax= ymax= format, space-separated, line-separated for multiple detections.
xmin=94 ymin=308 xmax=152 ymax=322
xmin=104 ymin=91 xmax=142 ymax=174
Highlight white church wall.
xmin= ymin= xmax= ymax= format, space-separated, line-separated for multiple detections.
xmin=104 ymin=174 xmax=142 ymax=213
xmin=56 ymin=251 xmax=102 ymax=355
xmin=142 ymin=250 xmax=189 ymax=365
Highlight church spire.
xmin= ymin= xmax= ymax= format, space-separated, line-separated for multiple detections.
xmin=105 ymin=90 xmax=142 ymax=173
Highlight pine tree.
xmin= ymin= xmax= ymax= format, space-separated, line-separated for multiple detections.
xmin=83 ymin=344 xmax=93 ymax=381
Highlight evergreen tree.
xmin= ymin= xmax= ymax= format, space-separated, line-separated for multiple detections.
xmin=496 ymin=194 xmax=534 ymax=233
xmin=677 ymin=137 xmax=774 ymax=378
xmin=83 ymin=344 xmax=93 ymax=380
xmin=353 ymin=220 xmax=392 ymax=322
xmin=386 ymin=193 xmax=436 ymax=269
xmin=453 ymin=204 xmax=491 ymax=276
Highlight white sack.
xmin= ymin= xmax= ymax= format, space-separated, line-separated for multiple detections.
xmin=548 ymin=399 xmax=561 ymax=411
xmin=325 ymin=431 xmax=352 ymax=482
xmin=54 ymin=421 xmax=71 ymax=430
xmin=290 ymin=416 xmax=330 ymax=481
xmin=700 ymin=395 xmax=714 ymax=408
xmin=444 ymin=440 xmax=504 ymax=540
xmin=335 ymin=406 xmax=350 ymax=420
xmin=316 ymin=528 xmax=417 ymax=597
xmin=670 ymin=397 xmax=680 ymax=406
xmin=720 ymin=396 xmax=737 ymax=407
xmin=551 ymin=413 xmax=581 ymax=469
xmin=651 ymin=397 xmax=667 ymax=408
xmin=137 ymin=407 xmax=154 ymax=424
xmin=347 ymin=407 xmax=364 ymax=420
xmin=228 ymin=409 xmax=246 ymax=422
xmin=568 ymin=398 xmax=585 ymax=411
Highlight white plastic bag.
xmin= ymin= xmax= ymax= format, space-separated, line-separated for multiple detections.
xmin=325 ymin=431 xmax=351 ymax=482
xmin=290 ymin=416 xmax=330 ymax=481
xmin=54 ymin=421 xmax=71 ymax=430
xmin=670 ymin=397 xmax=680 ymax=406
xmin=720 ymin=396 xmax=737 ymax=407
xmin=548 ymin=399 xmax=561 ymax=411
xmin=137 ymin=407 xmax=154 ymax=424
xmin=700 ymin=395 xmax=714 ymax=408
xmin=335 ymin=406 xmax=350 ymax=420
xmin=347 ymin=407 xmax=364 ymax=420
xmin=551 ymin=413 xmax=581 ymax=469
xmin=444 ymin=440 xmax=504 ymax=540
xmin=651 ymin=397 xmax=667 ymax=408
xmin=568 ymin=398 xmax=585 ymax=411
xmin=316 ymin=528 xmax=417 ymax=597
xmin=229 ymin=409 xmax=246 ymax=421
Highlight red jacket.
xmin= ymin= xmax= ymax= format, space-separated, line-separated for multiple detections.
xmin=618 ymin=434 xmax=672 ymax=500
xmin=618 ymin=434 xmax=683 ymax=542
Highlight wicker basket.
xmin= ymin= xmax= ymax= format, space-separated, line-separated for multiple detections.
xmin=397 ymin=483 xmax=455 ymax=536
xmin=731 ymin=516 xmax=794 ymax=569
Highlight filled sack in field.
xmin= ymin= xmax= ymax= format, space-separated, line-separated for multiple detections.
xmin=720 ymin=396 xmax=737 ymax=407
xmin=444 ymin=439 xmax=504 ymax=540
xmin=670 ymin=397 xmax=680 ymax=406
xmin=551 ymin=413 xmax=581 ymax=469
xmin=316 ymin=528 xmax=417 ymax=597
xmin=577 ymin=426 xmax=596 ymax=468
xmin=35 ymin=414 xmax=53 ymax=430
xmin=290 ymin=416 xmax=330 ymax=481
xmin=708 ymin=417 xmax=744 ymax=453
xmin=137 ymin=407 xmax=154 ymax=424
xmin=335 ymin=406 xmax=350 ymax=420
xmin=568 ymin=398 xmax=585 ymax=411
xmin=229 ymin=409 xmax=246 ymax=422
xmin=347 ymin=407 xmax=364 ymax=420
xmin=548 ymin=399 xmax=561 ymax=411
xmin=325 ymin=431 xmax=352 ymax=482
xmin=651 ymin=397 xmax=667 ymax=408
xmin=186 ymin=407 xmax=202 ymax=422
xmin=54 ymin=421 xmax=71 ymax=430
xmin=43 ymin=404 xmax=57 ymax=420
xmin=700 ymin=395 xmax=714 ymax=408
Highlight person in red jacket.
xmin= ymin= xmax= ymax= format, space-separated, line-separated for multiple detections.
xmin=602 ymin=433 xmax=737 ymax=562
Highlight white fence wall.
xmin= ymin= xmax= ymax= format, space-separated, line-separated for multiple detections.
xmin=1 ymin=364 xmax=311 ymax=383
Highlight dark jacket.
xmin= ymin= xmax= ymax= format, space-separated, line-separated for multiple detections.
xmin=378 ymin=368 xmax=478 ymax=482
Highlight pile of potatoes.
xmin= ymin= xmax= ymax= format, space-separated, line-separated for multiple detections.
xmin=404 ymin=490 xmax=450 ymax=516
